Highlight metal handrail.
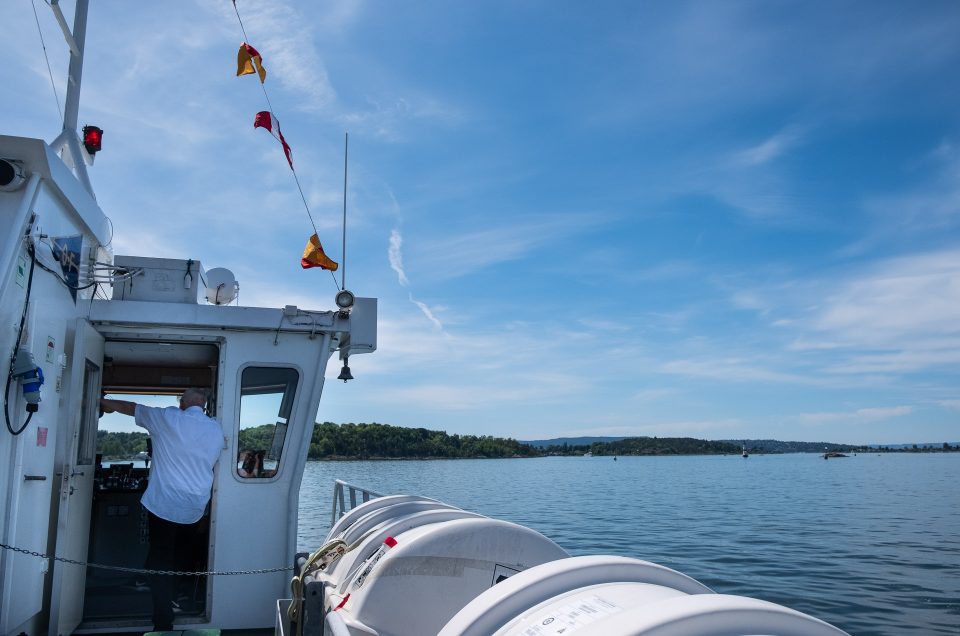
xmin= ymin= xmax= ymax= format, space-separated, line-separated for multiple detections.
xmin=331 ymin=479 xmax=382 ymax=524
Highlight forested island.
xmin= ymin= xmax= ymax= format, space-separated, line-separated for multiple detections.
xmin=97 ymin=423 xmax=960 ymax=461
xmin=97 ymin=430 xmax=149 ymax=458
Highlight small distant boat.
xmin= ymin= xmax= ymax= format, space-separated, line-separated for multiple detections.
xmin=823 ymin=451 xmax=848 ymax=459
xmin=583 ymin=451 xmax=593 ymax=457
xmin=742 ymin=446 xmax=749 ymax=458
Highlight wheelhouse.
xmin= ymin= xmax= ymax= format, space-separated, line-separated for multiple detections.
xmin=0 ymin=135 xmax=376 ymax=635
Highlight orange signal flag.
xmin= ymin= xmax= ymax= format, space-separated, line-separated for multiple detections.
xmin=301 ymin=233 xmax=339 ymax=271
xmin=236 ymin=42 xmax=267 ymax=83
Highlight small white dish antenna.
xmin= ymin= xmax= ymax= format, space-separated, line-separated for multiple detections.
xmin=205 ymin=267 xmax=239 ymax=305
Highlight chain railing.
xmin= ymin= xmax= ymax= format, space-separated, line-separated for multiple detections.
xmin=0 ymin=541 xmax=292 ymax=576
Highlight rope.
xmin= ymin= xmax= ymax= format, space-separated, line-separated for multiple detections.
xmin=291 ymin=168 xmax=319 ymax=237
xmin=288 ymin=539 xmax=347 ymax=630
xmin=0 ymin=541 xmax=291 ymax=576
xmin=231 ymin=2 xmax=340 ymax=294
xmin=287 ymin=528 xmax=378 ymax=634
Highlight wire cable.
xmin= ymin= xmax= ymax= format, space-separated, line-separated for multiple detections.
xmin=31 ymin=0 xmax=63 ymax=123
xmin=5 ymin=241 xmax=38 ymax=436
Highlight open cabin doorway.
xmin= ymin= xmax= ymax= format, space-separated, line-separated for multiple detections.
xmin=81 ymin=339 xmax=220 ymax=628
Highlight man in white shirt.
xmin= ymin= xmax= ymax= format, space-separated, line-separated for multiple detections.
xmin=101 ymin=388 xmax=223 ymax=631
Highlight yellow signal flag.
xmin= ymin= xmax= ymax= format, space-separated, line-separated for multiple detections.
xmin=301 ymin=233 xmax=339 ymax=271
xmin=236 ymin=43 xmax=267 ymax=83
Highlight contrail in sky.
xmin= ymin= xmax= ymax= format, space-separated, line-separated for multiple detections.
xmin=389 ymin=228 xmax=444 ymax=330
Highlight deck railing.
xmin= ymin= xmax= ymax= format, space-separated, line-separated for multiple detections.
xmin=331 ymin=479 xmax=382 ymax=524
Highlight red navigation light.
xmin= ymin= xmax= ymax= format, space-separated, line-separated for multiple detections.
xmin=82 ymin=125 xmax=103 ymax=155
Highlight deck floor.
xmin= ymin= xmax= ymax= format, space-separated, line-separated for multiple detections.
xmin=80 ymin=571 xmax=207 ymax=630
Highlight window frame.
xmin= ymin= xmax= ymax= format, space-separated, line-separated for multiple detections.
xmin=234 ymin=362 xmax=303 ymax=482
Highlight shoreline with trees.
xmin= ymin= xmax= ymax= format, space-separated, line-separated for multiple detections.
xmin=97 ymin=423 xmax=960 ymax=461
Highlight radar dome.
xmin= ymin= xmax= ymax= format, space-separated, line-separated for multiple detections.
xmin=205 ymin=267 xmax=239 ymax=304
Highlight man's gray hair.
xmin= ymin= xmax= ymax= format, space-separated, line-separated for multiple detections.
xmin=181 ymin=388 xmax=209 ymax=408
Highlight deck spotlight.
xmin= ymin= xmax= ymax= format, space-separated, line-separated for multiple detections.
xmin=335 ymin=289 xmax=355 ymax=310
xmin=0 ymin=159 xmax=27 ymax=192
xmin=337 ymin=357 xmax=354 ymax=382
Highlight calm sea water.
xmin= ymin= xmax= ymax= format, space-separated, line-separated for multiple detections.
xmin=297 ymin=453 xmax=960 ymax=635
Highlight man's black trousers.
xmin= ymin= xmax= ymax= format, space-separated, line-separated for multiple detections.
xmin=145 ymin=510 xmax=201 ymax=631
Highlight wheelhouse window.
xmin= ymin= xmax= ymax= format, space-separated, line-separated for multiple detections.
xmin=237 ymin=366 xmax=298 ymax=479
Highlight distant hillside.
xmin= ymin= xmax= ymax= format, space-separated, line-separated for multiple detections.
xmin=99 ymin=426 xmax=959 ymax=462
xmin=721 ymin=439 xmax=860 ymax=454
xmin=527 ymin=437 xmax=952 ymax=454
xmin=867 ymin=442 xmax=960 ymax=449
xmin=724 ymin=440 xmax=960 ymax=453
xmin=522 ymin=436 xmax=627 ymax=448
xmin=530 ymin=436 xmax=741 ymax=456
xmin=596 ymin=437 xmax=740 ymax=456
xmin=526 ymin=436 xmax=856 ymax=453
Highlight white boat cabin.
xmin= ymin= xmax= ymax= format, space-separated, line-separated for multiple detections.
xmin=0 ymin=135 xmax=376 ymax=635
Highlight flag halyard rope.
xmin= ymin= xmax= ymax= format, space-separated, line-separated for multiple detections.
xmin=232 ymin=1 xmax=340 ymax=290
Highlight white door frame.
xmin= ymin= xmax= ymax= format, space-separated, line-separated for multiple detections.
xmin=48 ymin=319 xmax=104 ymax=636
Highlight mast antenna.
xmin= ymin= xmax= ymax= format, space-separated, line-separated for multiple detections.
xmin=341 ymin=132 xmax=348 ymax=291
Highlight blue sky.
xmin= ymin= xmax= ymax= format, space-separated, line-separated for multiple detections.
xmin=4 ymin=1 xmax=960 ymax=445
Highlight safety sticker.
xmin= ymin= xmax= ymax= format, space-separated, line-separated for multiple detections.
xmin=352 ymin=536 xmax=397 ymax=590
xmin=492 ymin=563 xmax=521 ymax=586
xmin=505 ymin=594 xmax=623 ymax=635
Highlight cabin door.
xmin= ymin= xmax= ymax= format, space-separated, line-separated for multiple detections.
xmin=49 ymin=319 xmax=104 ymax=636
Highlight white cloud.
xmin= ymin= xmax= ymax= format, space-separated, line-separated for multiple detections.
xmin=626 ymin=260 xmax=699 ymax=283
xmin=553 ymin=418 xmax=743 ymax=439
xmin=370 ymin=372 xmax=585 ymax=412
xmin=660 ymin=358 xmax=818 ymax=385
xmin=841 ymin=141 xmax=960 ymax=257
xmin=716 ymin=247 xmax=960 ymax=380
xmin=732 ymin=126 xmax=807 ymax=167
xmin=678 ymin=124 xmax=814 ymax=222
xmin=410 ymin=295 xmax=443 ymax=331
xmin=813 ymin=250 xmax=960 ymax=345
xmin=386 ymin=228 xmax=444 ymax=330
xmin=730 ymin=290 xmax=772 ymax=313
xmin=822 ymin=348 xmax=960 ymax=375
xmin=795 ymin=406 xmax=912 ymax=425
xmin=414 ymin=213 xmax=604 ymax=281
xmin=628 ymin=388 xmax=681 ymax=402
xmin=337 ymin=94 xmax=464 ymax=142
xmin=388 ymin=229 xmax=409 ymax=286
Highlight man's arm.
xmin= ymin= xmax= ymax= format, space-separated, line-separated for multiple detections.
xmin=100 ymin=398 xmax=137 ymax=417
